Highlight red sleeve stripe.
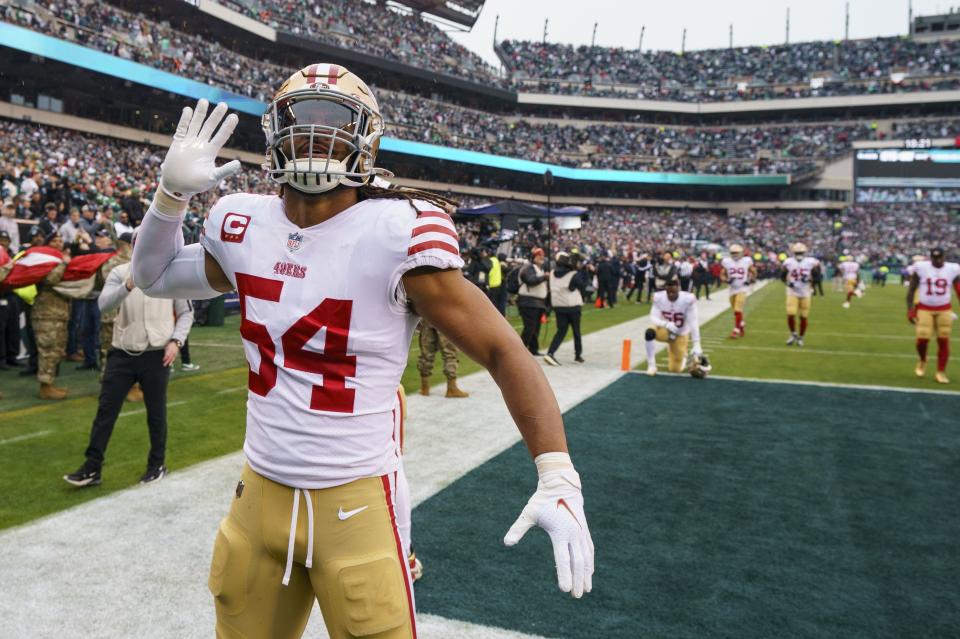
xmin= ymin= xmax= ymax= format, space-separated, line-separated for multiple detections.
xmin=411 ymin=224 xmax=458 ymax=240
xmin=417 ymin=210 xmax=453 ymax=223
xmin=408 ymin=241 xmax=460 ymax=257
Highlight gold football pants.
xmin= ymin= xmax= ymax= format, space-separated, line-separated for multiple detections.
xmin=653 ymin=327 xmax=690 ymax=372
xmin=729 ymin=292 xmax=746 ymax=313
xmin=916 ymin=309 xmax=953 ymax=340
xmin=209 ymin=464 xmax=416 ymax=639
xmin=786 ymin=294 xmax=812 ymax=318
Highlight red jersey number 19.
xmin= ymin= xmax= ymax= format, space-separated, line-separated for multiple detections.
xmin=236 ymin=272 xmax=357 ymax=413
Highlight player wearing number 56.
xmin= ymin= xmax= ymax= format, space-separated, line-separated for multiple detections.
xmin=644 ymin=277 xmax=703 ymax=376
xmin=131 ymin=64 xmax=594 ymax=639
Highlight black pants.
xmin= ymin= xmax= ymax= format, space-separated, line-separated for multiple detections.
xmin=548 ymin=307 xmax=582 ymax=357
xmin=626 ymin=276 xmax=644 ymax=300
xmin=179 ymin=338 xmax=192 ymax=365
xmin=814 ymin=280 xmax=825 ymax=296
xmin=488 ymin=286 xmax=507 ymax=316
xmin=84 ymin=349 xmax=170 ymax=470
xmin=694 ymin=279 xmax=710 ymax=299
xmin=519 ymin=305 xmax=543 ymax=354
xmin=0 ymin=293 xmax=21 ymax=364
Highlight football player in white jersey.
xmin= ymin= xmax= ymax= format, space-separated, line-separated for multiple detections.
xmin=906 ymin=247 xmax=960 ymax=384
xmin=720 ymin=244 xmax=756 ymax=339
xmin=782 ymin=243 xmax=821 ymax=347
xmin=643 ymin=277 xmax=702 ymax=375
xmin=131 ymin=65 xmax=594 ymax=638
xmin=838 ymin=256 xmax=861 ymax=308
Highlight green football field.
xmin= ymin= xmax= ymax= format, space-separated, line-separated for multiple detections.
xmin=413 ymin=374 xmax=960 ymax=638
xmin=663 ymin=281 xmax=946 ymax=392
xmin=0 ymin=281 xmax=956 ymax=534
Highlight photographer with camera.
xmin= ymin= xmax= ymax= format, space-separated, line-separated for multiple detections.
xmin=544 ymin=252 xmax=590 ymax=366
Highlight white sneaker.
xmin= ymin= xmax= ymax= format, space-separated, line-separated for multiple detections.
xmin=543 ymin=353 xmax=561 ymax=367
xmin=797 ymin=337 xmax=805 ymax=347
xmin=786 ymin=333 xmax=798 ymax=346
xmin=842 ymin=302 xmax=850 ymax=309
xmin=181 ymin=363 xmax=201 ymax=372
xmin=645 ymin=364 xmax=657 ymax=376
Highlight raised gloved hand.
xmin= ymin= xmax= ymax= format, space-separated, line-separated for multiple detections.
xmin=504 ymin=452 xmax=594 ymax=599
xmin=158 ymin=99 xmax=241 ymax=205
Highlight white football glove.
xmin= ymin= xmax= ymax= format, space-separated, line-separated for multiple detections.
xmin=504 ymin=452 xmax=594 ymax=598
xmin=665 ymin=322 xmax=680 ymax=338
xmin=159 ymin=99 xmax=241 ymax=203
xmin=691 ymin=343 xmax=703 ymax=358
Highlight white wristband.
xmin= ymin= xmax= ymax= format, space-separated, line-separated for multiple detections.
xmin=534 ymin=452 xmax=574 ymax=475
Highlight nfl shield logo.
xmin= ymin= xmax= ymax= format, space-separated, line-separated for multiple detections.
xmin=287 ymin=232 xmax=304 ymax=252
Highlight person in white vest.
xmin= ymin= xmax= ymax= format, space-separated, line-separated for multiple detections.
xmin=517 ymin=247 xmax=549 ymax=355
xmin=543 ymin=252 xmax=589 ymax=366
xmin=63 ymin=259 xmax=193 ymax=487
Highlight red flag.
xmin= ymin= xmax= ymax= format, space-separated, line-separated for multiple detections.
xmin=0 ymin=247 xmax=116 ymax=289
xmin=62 ymin=252 xmax=116 ymax=281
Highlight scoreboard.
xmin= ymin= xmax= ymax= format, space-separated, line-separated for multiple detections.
xmin=855 ymin=146 xmax=960 ymax=202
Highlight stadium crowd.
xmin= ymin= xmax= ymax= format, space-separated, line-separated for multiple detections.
xmin=500 ymin=36 xmax=960 ymax=101
xmin=7 ymin=0 xmax=960 ymax=107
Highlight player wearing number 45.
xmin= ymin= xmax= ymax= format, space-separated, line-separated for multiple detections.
xmin=906 ymin=247 xmax=960 ymax=384
xmin=782 ymin=243 xmax=821 ymax=347
xmin=131 ymin=64 xmax=594 ymax=639
xmin=644 ymin=277 xmax=706 ymax=376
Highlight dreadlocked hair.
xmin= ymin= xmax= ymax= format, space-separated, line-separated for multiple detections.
xmin=357 ymin=183 xmax=460 ymax=215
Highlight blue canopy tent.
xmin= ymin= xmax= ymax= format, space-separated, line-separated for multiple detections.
xmin=456 ymin=201 xmax=588 ymax=261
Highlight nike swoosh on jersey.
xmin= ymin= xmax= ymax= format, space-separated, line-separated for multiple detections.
xmin=338 ymin=505 xmax=369 ymax=521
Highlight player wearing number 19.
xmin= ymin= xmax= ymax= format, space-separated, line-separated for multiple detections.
xmin=131 ymin=64 xmax=594 ymax=639
xmin=906 ymin=247 xmax=960 ymax=384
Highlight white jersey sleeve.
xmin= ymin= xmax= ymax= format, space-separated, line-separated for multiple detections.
xmin=389 ymin=204 xmax=465 ymax=312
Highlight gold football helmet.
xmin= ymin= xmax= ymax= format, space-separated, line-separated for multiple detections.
xmin=729 ymin=244 xmax=743 ymax=258
xmin=262 ymin=63 xmax=390 ymax=194
xmin=791 ymin=242 xmax=808 ymax=256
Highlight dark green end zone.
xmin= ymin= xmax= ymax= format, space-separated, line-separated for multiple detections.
xmin=412 ymin=375 xmax=960 ymax=638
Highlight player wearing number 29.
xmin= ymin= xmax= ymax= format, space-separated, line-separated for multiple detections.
xmin=782 ymin=242 xmax=821 ymax=347
xmin=906 ymin=247 xmax=960 ymax=384
xmin=131 ymin=64 xmax=594 ymax=639
xmin=644 ymin=277 xmax=703 ymax=375
xmin=720 ymin=244 xmax=756 ymax=339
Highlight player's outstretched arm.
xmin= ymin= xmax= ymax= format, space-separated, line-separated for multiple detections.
xmin=403 ymin=267 xmax=594 ymax=599
xmin=132 ymin=99 xmax=238 ymax=298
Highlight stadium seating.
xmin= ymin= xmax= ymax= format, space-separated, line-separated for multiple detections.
xmin=500 ymin=37 xmax=960 ymax=100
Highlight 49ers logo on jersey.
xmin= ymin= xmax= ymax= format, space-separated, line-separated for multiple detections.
xmin=221 ymin=213 xmax=251 ymax=243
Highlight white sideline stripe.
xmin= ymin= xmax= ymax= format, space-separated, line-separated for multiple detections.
xmin=627 ymin=370 xmax=960 ymax=396
xmin=0 ymin=430 xmax=52 ymax=446
xmin=118 ymin=400 xmax=188 ymax=418
xmin=215 ymin=386 xmax=247 ymax=395
xmin=705 ymin=344 xmax=916 ymax=359
xmin=0 ymin=283 xmax=766 ymax=639
xmin=715 ymin=329 xmax=913 ymax=340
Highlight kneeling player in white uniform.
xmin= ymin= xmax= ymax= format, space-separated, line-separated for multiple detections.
xmin=644 ymin=278 xmax=703 ymax=375
xmin=907 ymin=247 xmax=960 ymax=384
xmin=782 ymin=243 xmax=821 ymax=346
xmin=132 ymin=65 xmax=594 ymax=639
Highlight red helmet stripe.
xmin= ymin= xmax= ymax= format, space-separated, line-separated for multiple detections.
xmin=327 ymin=64 xmax=340 ymax=85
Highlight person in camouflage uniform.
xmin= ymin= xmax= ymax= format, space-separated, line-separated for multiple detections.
xmin=417 ymin=319 xmax=468 ymax=398
xmin=33 ymin=233 xmax=71 ymax=399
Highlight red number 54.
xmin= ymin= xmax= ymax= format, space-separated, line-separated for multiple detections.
xmin=236 ymin=272 xmax=356 ymax=413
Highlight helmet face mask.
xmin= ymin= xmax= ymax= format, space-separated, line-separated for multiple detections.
xmin=262 ymin=65 xmax=388 ymax=194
